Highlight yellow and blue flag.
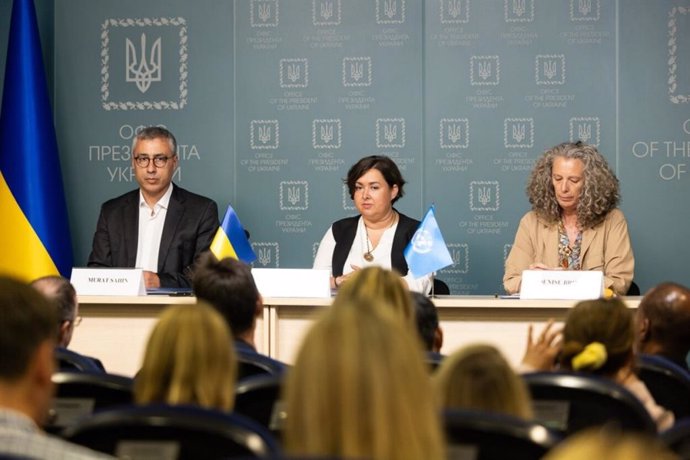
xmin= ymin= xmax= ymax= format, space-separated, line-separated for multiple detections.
xmin=404 ymin=205 xmax=453 ymax=278
xmin=210 ymin=204 xmax=257 ymax=264
xmin=0 ymin=0 xmax=73 ymax=280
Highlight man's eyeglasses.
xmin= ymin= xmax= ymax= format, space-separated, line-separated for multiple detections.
xmin=67 ymin=316 xmax=82 ymax=327
xmin=134 ymin=155 xmax=173 ymax=168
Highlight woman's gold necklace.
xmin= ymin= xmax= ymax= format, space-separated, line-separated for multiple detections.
xmin=363 ymin=213 xmax=397 ymax=262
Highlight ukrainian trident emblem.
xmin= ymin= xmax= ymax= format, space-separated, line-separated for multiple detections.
xmin=126 ymin=34 xmax=162 ymax=94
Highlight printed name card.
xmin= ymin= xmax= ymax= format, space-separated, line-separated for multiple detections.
xmin=520 ymin=270 xmax=603 ymax=300
xmin=251 ymin=268 xmax=331 ymax=298
xmin=70 ymin=268 xmax=146 ymax=296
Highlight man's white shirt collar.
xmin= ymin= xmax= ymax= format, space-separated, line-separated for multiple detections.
xmin=139 ymin=183 xmax=173 ymax=213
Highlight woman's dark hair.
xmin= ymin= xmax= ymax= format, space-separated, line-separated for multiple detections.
xmin=344 ymin=155 xmax=406 ymax=204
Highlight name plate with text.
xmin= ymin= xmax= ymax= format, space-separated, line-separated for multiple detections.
xmin=520 ymin=270 xmax=603 ymax=300
xmin=70 ymin=268 xmax=146 ymax=296
xmin=252 ymin=268 xmax=330 ymax=298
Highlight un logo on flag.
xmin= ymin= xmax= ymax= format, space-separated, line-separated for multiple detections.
xmin=411 ymin=230 xmax=434 ymax=254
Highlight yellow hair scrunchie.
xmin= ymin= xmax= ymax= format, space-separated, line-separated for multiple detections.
xmin=572 ymin=342 xmax=607 ymax=371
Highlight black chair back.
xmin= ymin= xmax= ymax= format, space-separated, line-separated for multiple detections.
xmin=48 ymin=371 xmax=134 ymax=434
xmin=62 ymin=404 xmax=281 ymax=459
xmin=661 ymin=417 xmax=690 ymax=459
xmin=237 ymin=349 xmax=286 ymax=380
xmin=627 ymin=281 xmax=641 ymax=296
xmin=443 ymin=409 xmax=561 ymax=460
xmin=637 ymin=354 xmax=690 ymax=420
xmin=522 ymin=371 xmax=657 ymax=436
xmin=55 ymin=347 xmax=104 ymax=372
xmin=234 ymin=373 xmax=285 ymax=433
xmin=432 ymin=278 xmax=450 ymax=295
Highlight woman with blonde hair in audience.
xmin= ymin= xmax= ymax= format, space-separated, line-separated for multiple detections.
xmin=135 ymin=302 xmax=237 ymax=411
xmin=283 ymin=302 xmax=445 ymax=459
xmin=333 ymin=265 xmax=416 ymax=330
xmin=543 ymin=427 xmax=678 ymax=460
xmin=434 ymin=344 xmax=533 ymax=420
xmin=560 ymin=297 xmax=674 ymax=431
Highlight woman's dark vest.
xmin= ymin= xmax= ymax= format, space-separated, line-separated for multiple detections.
xmin=330 ymin=212 xmax=420 ymax=277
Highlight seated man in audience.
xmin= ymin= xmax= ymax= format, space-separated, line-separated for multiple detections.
xmin=31 ymin=276 xmax=105 ymax=371
xmin=635 ymin=281 xmax=690 ymax=371
xmin=0 ymin=276 xmax=113 ymax=459
xmin=192 ymin=253 xmax=286 ymax=377
xmin=411 ymin=292 xmax=444 ymax=364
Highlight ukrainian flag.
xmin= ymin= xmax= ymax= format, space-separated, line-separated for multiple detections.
xmin=210 ymin=204 xmax=257 ymax=264
xmin=0 ymin=0 xmax=73 ymax=280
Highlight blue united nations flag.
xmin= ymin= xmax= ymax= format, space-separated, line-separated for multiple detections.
xmin=404 ymin=206 xmax=453 ymax=279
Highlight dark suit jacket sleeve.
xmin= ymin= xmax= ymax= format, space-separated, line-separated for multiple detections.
xmin=157 ymin=197 xmax=219 ymax=288
xmin=87 ymin=190 xmax=138 ymax=269
xmin=87 ymin=204 xmax=115 ymax=267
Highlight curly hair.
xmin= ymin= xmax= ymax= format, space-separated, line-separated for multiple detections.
xmin=526 ymin=142 xmax=620 ymax=228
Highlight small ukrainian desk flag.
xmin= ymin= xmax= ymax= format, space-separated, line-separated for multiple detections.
xmin=210 ymin=205 xmax=257 ymax=264
xmin=0 ymin=0 xmax=73 ymax=280
xmin=404 ymin=206 xmax=453 ymax=279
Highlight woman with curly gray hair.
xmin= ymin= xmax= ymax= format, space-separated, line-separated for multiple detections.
xmin=503 ymin=141 xmax=634 ymax=296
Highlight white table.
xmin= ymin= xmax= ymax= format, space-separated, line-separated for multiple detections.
xmin=72 ymin=295 xmax=640 ymax=376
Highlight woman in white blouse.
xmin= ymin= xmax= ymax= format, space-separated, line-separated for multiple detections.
xmin=313 ymin=155 xmax=431 ymax=294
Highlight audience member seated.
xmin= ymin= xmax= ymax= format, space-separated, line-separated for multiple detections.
xmin=31 ymin=275 xmax=105 ymax=371
xmin=559 ymin=297 xmax=674 ymax=431
xmin=283 ymin=301 xmax=444 ymax=459
xmin=135 ymin=303 xmax=236 ymax=411
xmin=0 ymin=276 xmax=113 ymax=459
xmin=333 ymin=265 xmax=416 ymax=331
xmin=411 ymin=292 xmax=444 ymax=366
xmin=635 ymin=281 xmax=690 ymax=371
xmin=192 ymin=253 xmax=286 ymax=379
xmin=636 ymin=353 xmax=690 ymax=420
xmin=543 ymin=427 xmax=678 ymax=460
xmin=435 ymin=344 xmax=533 ymax=420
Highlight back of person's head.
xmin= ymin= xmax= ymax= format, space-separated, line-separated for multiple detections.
xmin=0 ymin=276 xmax=58 ymax=382
xmin=284 ymin=304 xmax=444 ymax=460
xmin=412 ymin=292 xmax=441 ymax=352
xmin=434 ymin=344 xmax=533 ymax=419
xmin=333 ymin=266 xmax=415 ymax=330
xmin=560 ymin=297 xmax=634 ymax=376
xmin=0 ymin=276 xmax=58 ymax=425
xmin=30 ymin=276 xmax=77 ymax=322
xmin=542 ymin=427 xmax=678 ymax=460
xmin=192 ymin=252 xmax=260 ymax=338
xmin=135 ymin=302 xmax=236 ymax=411
xmin=31 ymin=275 xmax=78 ymax=347
xmin=637 ymin=282 xmax=690 ymax=360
